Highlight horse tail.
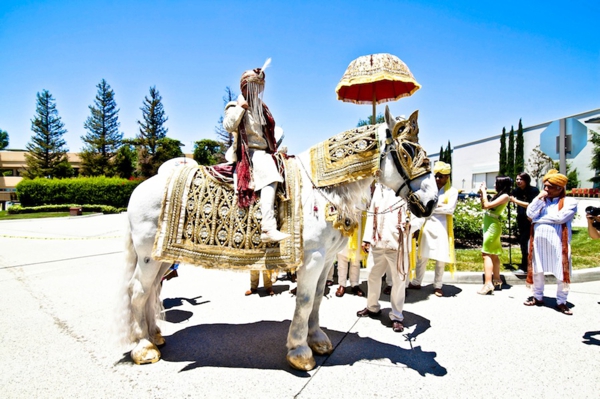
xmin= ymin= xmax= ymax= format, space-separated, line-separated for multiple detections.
xmin=115 ymin=220 xmax=138 ymax=347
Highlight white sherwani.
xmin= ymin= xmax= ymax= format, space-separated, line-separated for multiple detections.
xmin=413 ymin=186 xmax=458 ymax=263
xmin=410 ymin=186 xmax=458 ymax=289
xmin=223 ymin=95 xmax=282 ymax=191
xmin=363 ymin=184 xmax=411 ymax=322
xmin=526 ymin=195 xmax=577 ymax=304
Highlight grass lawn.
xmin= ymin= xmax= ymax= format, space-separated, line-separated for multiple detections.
xmin=431 ymin=227 xmax=599 ymax=271
xmin=2 ymin=211 xmax=598 ymax=271
xmin=0 ymin=211 xmax=96 ymax=220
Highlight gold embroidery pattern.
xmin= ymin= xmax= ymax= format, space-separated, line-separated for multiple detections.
xmin=391 ymin=111 xmax=430 ymax=180
xmin=310 ymin=124 xmax=380 ymax=187
xmin=324 ymin=203 xmax=358 ymax=237
xmin=152 ymin=161 xmax=302 ymax=271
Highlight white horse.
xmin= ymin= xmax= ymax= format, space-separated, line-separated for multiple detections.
xmin=119 ymin=106 xmax=438 ymax=371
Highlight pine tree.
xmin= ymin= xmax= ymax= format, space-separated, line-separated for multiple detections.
xmin=515 ymin=119 xmax=525 ymax=176
xmin=589 ymin=128 xmax=600 ymax=187
xmin=439 ymin=146 xmax=445 ymax=163
xmin=80 ymin=79 xmax=123 ymax=176
xmin=136 ymin=86 xmax=169 ymax=177
xmin=445 ymin=140 xmax=452 ymax=181
xmin=507 ymin=126 xmax=515 ymax=180
xmin=499 ymin=127 xmax=507 ymax=176
xmin=23 ymin=90 xmax=71 ymax=179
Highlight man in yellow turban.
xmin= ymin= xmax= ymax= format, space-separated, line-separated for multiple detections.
xmin=524 ymin=169 xmax=577 ymax=315
xmin=408 ymin=161 xmax=457 ymax=297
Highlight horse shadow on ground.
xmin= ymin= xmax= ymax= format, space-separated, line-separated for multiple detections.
xmin=155 ymin=319 xmax=446 ymax=377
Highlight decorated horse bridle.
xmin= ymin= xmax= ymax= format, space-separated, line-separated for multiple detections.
xmin=380 ymin=111 xmax=431 ymax=215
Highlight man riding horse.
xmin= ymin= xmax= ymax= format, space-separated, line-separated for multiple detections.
xmin=223 ymin=60 xmax=289 ymax=243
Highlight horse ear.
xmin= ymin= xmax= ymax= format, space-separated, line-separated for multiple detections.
xmin=384 ymin=105 xmax=394 ymax=127
xmin=408 ymin=110 xmax=420 ymax=142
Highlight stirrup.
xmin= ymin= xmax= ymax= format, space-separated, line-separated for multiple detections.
xmin=261 ymin=229 xmax=290 ymax=243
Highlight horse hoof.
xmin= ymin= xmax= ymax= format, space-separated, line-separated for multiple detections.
xmin=154 ymin=332 xmax=165 ymax=347
xmin=309 ymin=340 xmax=333 ymax=356
xmin=131 ymin=339 xmax=161 ymax=365
xmin=286 ymin=347 xmax=316 ymax=371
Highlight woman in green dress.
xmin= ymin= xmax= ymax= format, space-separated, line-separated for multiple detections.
xmin=477 ymin=176 xmax=512 ymax=295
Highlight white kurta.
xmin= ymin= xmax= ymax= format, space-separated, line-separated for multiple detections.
xmin=362 ymin=184 xmax=411 ymax=321
xmin=526 ymin=196 xmax=577 ymax=280
xmin=223 ymin=96 xmax=282 ymax=191
xmin=412 ymin=186 xmax=458 ymax=263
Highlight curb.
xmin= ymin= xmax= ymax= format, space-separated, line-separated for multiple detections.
xmin=359 ymin=267 xmax=600 ymax=285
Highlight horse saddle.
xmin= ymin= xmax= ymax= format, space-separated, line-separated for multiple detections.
xmin=152 ymin=158 xmax=303 ymax=271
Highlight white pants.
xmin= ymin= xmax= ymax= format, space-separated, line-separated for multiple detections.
xmin=531 ymin=272 xmax=568 ymax=305
xmin=336 ymin=252 xmax=361 ymax=287
xmin=412 ymin=257 xmax=446 ymax=289
xmin=260 ymin=182 xmax=278 ymax=232
xmin=367 ymin=248 xmax=406 ymax=322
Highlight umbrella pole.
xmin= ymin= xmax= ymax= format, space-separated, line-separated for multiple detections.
xmin=372 ymin=90 xmax=376 ymax=125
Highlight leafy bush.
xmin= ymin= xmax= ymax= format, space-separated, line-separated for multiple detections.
xmin=453 ymin=197 xmax=518 ymax=243
xmin=16 ymin=176 xmax=142 ymax=208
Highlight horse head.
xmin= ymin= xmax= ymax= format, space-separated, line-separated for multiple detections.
xmin=377 ymin=106 xmax=437 ymax=218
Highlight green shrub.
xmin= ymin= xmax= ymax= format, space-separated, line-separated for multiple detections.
xmin=7 ymin=204 xmax=125 ymax=214
xmin=453 ymin=197 xmax=518 ymax=242
xmin=16 ymin=177 xmax=142 ymax=208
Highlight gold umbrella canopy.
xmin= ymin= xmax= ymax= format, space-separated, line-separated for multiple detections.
xmin=335 ymin=53 xmax=421 ymax=123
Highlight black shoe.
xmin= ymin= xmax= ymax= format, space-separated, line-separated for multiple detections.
xmin=356 ymin=307 xmax=381 ymax=318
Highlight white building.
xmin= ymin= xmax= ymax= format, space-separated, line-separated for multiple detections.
xmin=431 ymin=108 xmax=600 ymax=192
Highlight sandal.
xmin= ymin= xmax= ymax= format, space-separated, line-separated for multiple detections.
xmin=556 ymin=304 xmax=573 ymax=315
xmin=523 ymin=297 xmax=543 ymax=306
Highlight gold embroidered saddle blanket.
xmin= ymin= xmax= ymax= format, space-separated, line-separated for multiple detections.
xmin=152 ymin=159 xmax=303 ymax=271
xmin=309 ymin=124 xmax=380 ymax=187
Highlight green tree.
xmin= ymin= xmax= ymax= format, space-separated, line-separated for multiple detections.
xmin=112 ymin=143 xmax=136 ymax=179
xmin=515 ymin=119 xmax=525 ymax=175
xmin=439 ymin=146 xmax=445 ymax=163
xmin=23 ymin=90 xmax=71 ymax=179
xmin=80 ymin=79 xmax=123 ymax=176
xmin=138 ymin=137 xmax=183 ymax=177
xmin=553 ymin=161 xmax=579 ymax=190
xmin=445 ymin=140 xmax=452 ymax=180
xmin=193 ymin=139 xmax=223 ymax=165
xmin=136 ymin=86 xmax=169 ymax=177
xmin=507 ymin=126 xmax=515 ymax=180
xmin=357 ymin=113 xmax=385 ymax=127
xmin=499 ymin=127 xmax=507 ymax=176
xmin=0 ymin=129 xmax=8 ymax=149
xmin=589 ymin=128 xmax=600 ymax=187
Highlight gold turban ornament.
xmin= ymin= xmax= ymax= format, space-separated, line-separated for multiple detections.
xmin=433 ymin=161 xmax=451 ymax=175
xmin=543 ymin=169 xmax=568 ymax=188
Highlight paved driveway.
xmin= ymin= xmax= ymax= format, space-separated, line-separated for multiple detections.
xmin=1 ymin=214 xmax=599 ymax=398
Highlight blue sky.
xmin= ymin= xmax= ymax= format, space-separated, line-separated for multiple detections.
xmin=1 ymin=0 xmax=598 ymax=156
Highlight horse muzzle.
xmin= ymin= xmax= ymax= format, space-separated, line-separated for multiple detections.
xmin=407 ymin=194 xmax=437 ymax=218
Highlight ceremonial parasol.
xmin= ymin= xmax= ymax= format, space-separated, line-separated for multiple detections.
xmin=335 ymin=53 xmax=421 ymax=124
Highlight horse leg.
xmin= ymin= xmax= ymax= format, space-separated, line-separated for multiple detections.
xmin=307 ymin=260 xmax=334 ymax=356
xmin=129 ymin=258 xmax=170 ymax=365
xmin=286 ymin=250 xmax=324 ymax=371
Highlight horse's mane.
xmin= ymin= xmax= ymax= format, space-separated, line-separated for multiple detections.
xmin=319 ymin=177 xmax=373 ymax=225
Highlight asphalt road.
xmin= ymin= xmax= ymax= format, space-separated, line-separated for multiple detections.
xmin=1 ymin=214 xmax=599 ymax=399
